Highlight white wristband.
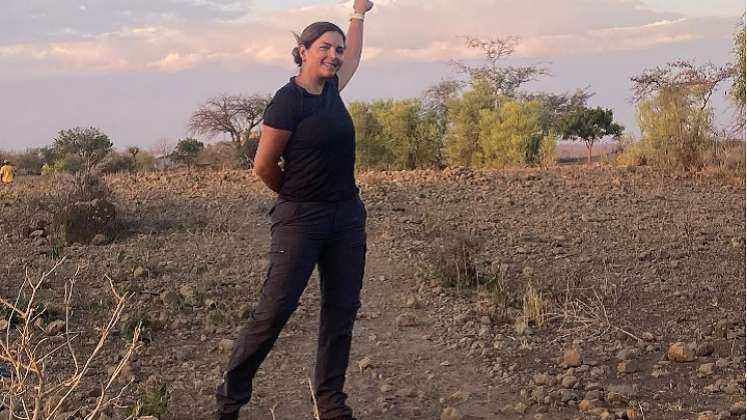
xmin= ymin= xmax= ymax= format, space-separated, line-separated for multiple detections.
xmin=351 ymin=12 xmax=365 ymax=21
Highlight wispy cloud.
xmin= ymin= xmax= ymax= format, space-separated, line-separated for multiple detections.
xmin=0 ymin=0 xmax=741 ymax=79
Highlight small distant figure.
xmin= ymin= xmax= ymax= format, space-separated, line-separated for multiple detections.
xmin=0 ymin=160 xmax=15 ymax=185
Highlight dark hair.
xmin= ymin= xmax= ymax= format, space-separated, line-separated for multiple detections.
xmin=292 ymin=21 xmax=346 ymax=67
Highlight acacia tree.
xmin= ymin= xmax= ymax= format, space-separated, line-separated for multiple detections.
xmin=559 ymin=107 xmax=623 ymax=164
xmin=452 ymin=36 xmax=548 ymax=105
xmin=631 ymin=60 xmax=731 ymax=169
xmin=52 ymin=127 xmax=113 ymax=175
xmin=170 ymin=138 xmax=204 ymax=171
xmin=189 ymin=94 xmax=270 ymax=160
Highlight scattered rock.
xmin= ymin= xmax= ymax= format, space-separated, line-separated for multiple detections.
xmin=91 ymin=233 xmax=110 ymax=246
xmin=46 ymin=320 xmax=66 ymax=336
xmin=440 ymin=407 xmax=463 ymax=420
xmin=697 ymin=411 xmax=720 ymax=420
xmin=616 ymin=348 xmax=637 ymax=361
xmin=578 ymin=399 xmax=595 ymax=412
xmin=133 ymin=266 xmax=147 ymax=279
xmin=730 ymin=401 xmax=745 ymax=416
xmin=357 ymin=356 xmax=372 ymax=373
xmin=695 ymin=341 xmax=715 ymax=357
xmin=447 ymin=390 xmax=470 ymax=402
xmin=563 ymin=347 xmax=583 ymax=367
xmin=179 ymin=285 xmax=195 ymax=300
xmin=606 ymin=384 xmax=635 ymax=404
xmin=533 ymin=373 xmax=557 ymax=386
xmin=666 ymin=342 xmax=696 ymax=363
xmin=396 ymin=313 xmax=418 ymax=328
xmin=404 ymin=296 xmax=419 ymax=308
xmin=395 ymin=387 xmax=416 ymax=398
xmin=160 ymin=290 xmax=179 ymax=307
xmin=0 ymin=319 xmax=8 ymax=331
xmin=561 ymin=375 xmax=578 ymax=388
xmin=697 ymin=363 xmax=715 ymax=377
xmin=218 ymin=339 xmax=234 ymax=352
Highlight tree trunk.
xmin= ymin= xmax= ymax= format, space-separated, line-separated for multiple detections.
xmin=585 ymin=140 xmax=593 ymax=165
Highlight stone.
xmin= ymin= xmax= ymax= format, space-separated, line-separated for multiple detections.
xmin=616 ymin=348 xmax=637 ymax=361
xmin=91 ymin=233 xmax=109 ymax=246
xmin=396 ymin=313 xmax=418 ymax=328
xmin=178 ymin=285 xmax=195 ymax=300
xmin=357 ymin=356 xmax=372 ymax=373
xmin=395 ymin=387 xmax=416 ymax=398
xmin=533 ymin=373 xmax=557 ymax=386
xmin=0 ymin=319 xmax=8 ymax=331
xmin=46 ymin=320 xmax=66 ymax=336
xmin=218 ymin=339 xmax=234 ymax=352
xmin=447 ymin=390 xmax=470 ymax=402
xmin=729 ymin=401 xmax=745 ymax=416
xmin=559 ymin=389 xmax=578 ymax=403
xmin=578 ymin=399 xmax=595 ymax=412
xmin=561 ymin=375 xmax=578 ymax=388
xmin=563 ymin=347 xmax=583 ymax=367
xmin=440 ymin=407 xmax=463 ymax=420
xmin=697 ymin=363 xmax=715 ymax=377
xmin=697 ymin=411 xmax=720 ymax=420
xmin=666 ymin=342 xmax=696 ymax=363
xmin=606 ymin=384 xmax=635 ymax=404
xmin=160 ymin=290 xmax=179 ymax=307
xmin=133 ymin=266 xmax=147 ymax=279
xmin=695 ymin=341 xmax=715 ymax=357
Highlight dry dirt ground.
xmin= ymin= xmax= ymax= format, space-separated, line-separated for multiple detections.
xmin=0 ymin=166 xmax=745 ymax=420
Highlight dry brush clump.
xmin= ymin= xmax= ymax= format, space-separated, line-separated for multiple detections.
xmin=0 ymin=258 xmax=141 ymax=419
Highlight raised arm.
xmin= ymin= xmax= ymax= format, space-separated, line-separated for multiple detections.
xmin=337 ymin=0 xmax=373 ymax=92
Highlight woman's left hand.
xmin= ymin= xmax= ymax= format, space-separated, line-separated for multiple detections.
xmin=354 ymin=0 xmax=374 ymax=14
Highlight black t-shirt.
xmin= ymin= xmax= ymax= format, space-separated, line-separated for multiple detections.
xmin=262 ymin=74 xmax=358 ymax=202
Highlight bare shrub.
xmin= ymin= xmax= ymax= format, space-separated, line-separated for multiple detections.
xmin=0 ymin=258 xmax=140 ymax=419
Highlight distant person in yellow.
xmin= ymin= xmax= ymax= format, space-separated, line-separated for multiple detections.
xmin=0 ymin=160 xmax=16 ymax=184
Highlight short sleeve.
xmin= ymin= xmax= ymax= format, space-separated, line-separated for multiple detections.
xmin=262 ymin=87 xmax=299 ymax=131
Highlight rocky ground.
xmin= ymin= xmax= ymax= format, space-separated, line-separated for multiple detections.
xmin=0 ymin=166 xmax=744 ymax=420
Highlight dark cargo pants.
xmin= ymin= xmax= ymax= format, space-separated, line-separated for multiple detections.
xmin=215 ymin=195 xmax=367 ymax=419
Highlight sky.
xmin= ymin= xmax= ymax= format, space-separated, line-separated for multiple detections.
xmin=0 ymin=0 xmax=744 ymax=151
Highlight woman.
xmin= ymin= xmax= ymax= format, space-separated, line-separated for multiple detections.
xmin=215 ymin=1 xmax=373 ymax=420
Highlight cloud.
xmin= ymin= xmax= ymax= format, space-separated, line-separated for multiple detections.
xmin=0 ymin=0 xmax=741 ymax=79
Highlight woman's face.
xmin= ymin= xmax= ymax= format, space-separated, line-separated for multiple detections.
xmin=300 ymin=31 xmax=345 ymax=79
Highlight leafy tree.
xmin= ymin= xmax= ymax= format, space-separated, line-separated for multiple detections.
xmin=374 ymin=99 xmax=441 ymax=169
xmin=443 ymin=80 xmax=495 ymax=166
xmin=636 ymin=88 xmax=711 ymax=170
xmin=348 ymin=101 xmax=392 ymax=169
xmin=52 ymin=127 xmax=113 ymax=174
xmin=170 ymin=138 xmax=204 ymax=171
xmin=476 ymin=99 xmax=553 ymax=168
xmin=559 ymin=107 xmax=623 ymax=164
xmin=632 ymin=60 xmax=730 ymax=170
